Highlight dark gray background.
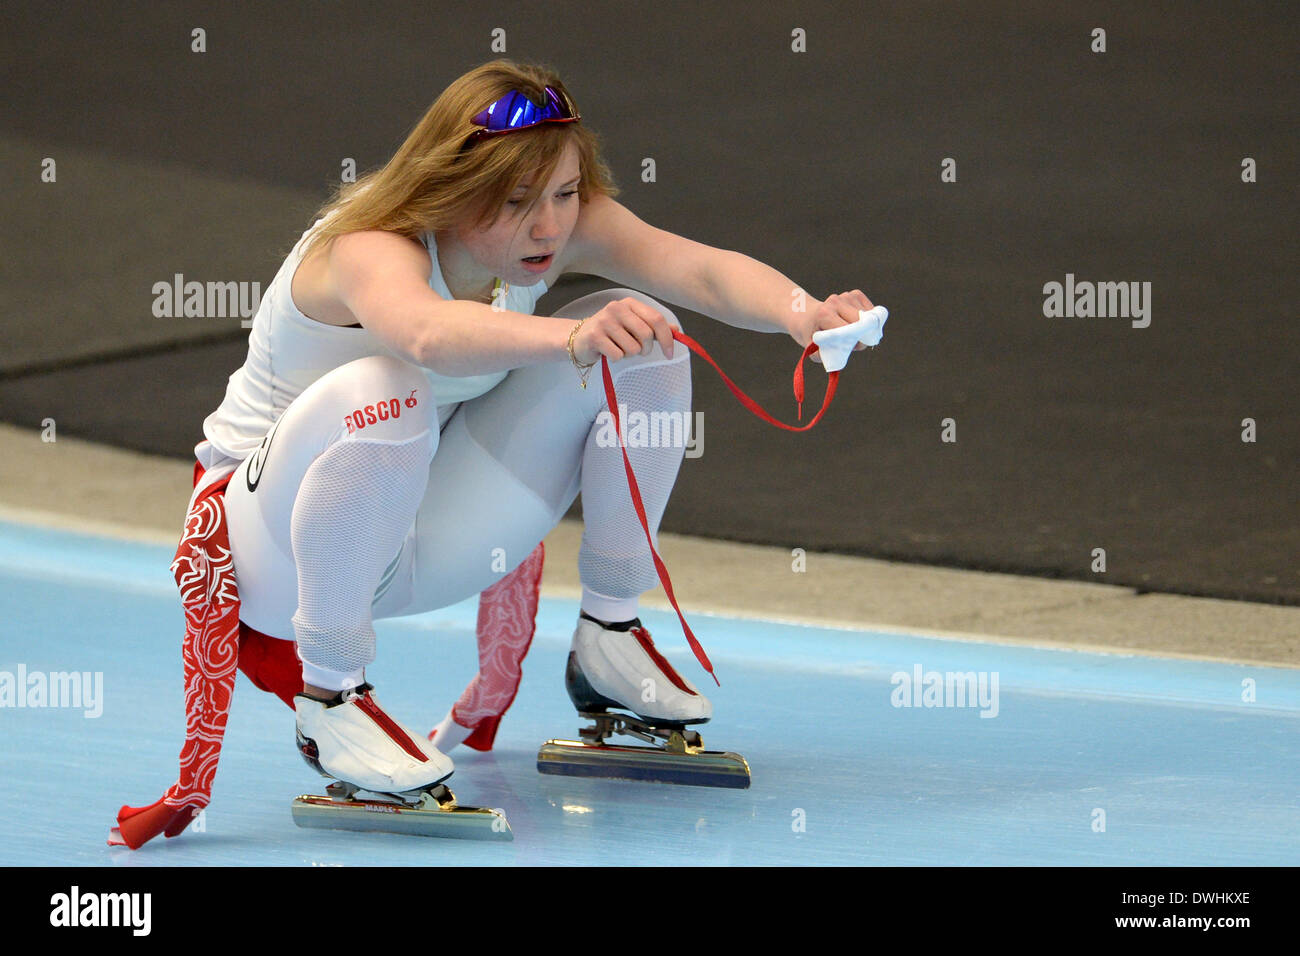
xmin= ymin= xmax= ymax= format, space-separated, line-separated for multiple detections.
xmin=1 ymin=1 xmax=1295 ymax=603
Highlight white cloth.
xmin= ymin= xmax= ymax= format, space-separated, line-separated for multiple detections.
xmin=812 ymin=305 xmax=888 ymax=372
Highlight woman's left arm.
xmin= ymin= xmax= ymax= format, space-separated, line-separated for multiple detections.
xmin=566 ymin=194 xmax=874 ymax=352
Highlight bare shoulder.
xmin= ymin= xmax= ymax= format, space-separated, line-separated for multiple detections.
xmin=330 ymin=230 xmax=433 ymax=282
xmin=296 ymin=230 xmax=434 ymax=327
xmin=552 ymin=194 xmax=713 ymax=305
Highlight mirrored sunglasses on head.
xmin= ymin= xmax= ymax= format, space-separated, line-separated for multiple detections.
xmin=466 ymin=86 xmax=581 ymax=144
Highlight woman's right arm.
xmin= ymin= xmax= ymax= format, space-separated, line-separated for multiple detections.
xmin=328 ymin=230 xmax=575 ymax=376
xmin=330 ymin=230 xmax=676 ymax=376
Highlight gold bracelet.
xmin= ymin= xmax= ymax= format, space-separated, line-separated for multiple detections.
xmin=566 ymin=319 xmax=597 ymax=389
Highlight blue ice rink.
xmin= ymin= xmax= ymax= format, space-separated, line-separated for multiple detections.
xmin=1 ymin=519 xmax=1297 ymax=866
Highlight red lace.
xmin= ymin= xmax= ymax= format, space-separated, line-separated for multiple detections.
xmin=600 ymin=329 xmax=840 ymax=686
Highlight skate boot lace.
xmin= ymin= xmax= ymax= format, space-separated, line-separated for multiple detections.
xmin=626 ymin=625 xmax=696 ymax=697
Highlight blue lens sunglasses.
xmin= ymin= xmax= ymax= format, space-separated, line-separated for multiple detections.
xmin=464 ymin=86 xmax=581 ymax=145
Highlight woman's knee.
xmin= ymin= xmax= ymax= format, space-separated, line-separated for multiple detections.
xmin=560 ymin=289 xmax=688 ymax=373
xmin=604 ymin=288 xmax=683 ymax=331
xmin=605 ymin=293 xmax=690 ymax=385
xmin=555 ymin=288 xmax=683 ymax=331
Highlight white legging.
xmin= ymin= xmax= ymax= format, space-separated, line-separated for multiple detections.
xmin=223 ymin=289 xmax=691 ymax=690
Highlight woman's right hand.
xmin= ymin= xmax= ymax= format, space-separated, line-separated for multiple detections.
xmin=569 ymin=297 xmax=676 ymax=365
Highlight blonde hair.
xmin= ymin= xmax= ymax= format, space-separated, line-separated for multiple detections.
xmin=300 ymin=59 xmax=618 ymax=262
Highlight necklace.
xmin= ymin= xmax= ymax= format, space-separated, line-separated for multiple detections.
xmin=474 ymin=277 xmax=507 ymax=305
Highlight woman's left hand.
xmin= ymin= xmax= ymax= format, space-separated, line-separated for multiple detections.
xmin=789 ymin=290 xmax=875 ymax=363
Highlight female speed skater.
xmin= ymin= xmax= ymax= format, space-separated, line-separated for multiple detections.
xmin=197 ymin=59 xmax=874 ymax=804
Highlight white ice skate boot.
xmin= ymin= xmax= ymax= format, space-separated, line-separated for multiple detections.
xmin=295 ymin=683 xmax=454 ymax=798
xmin=537 ymin=613 xmax=748 ymax=789
xmin=565 ymin=612 xmax=712 ymax=725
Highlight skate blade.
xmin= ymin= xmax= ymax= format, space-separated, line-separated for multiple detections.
xmin=537 ymin=739 xmax=751 ymax=789
xmin=291 ymin=790 xmax=513 ymax=841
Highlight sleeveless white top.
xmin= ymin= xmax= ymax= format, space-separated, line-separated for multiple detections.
xmin=200 ymin=217 xmax=548 ymax=464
